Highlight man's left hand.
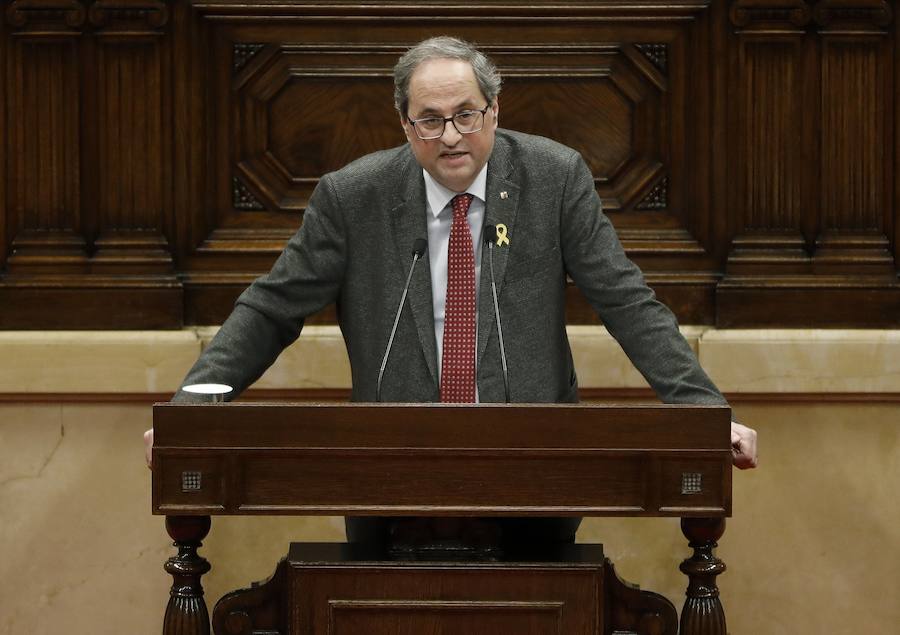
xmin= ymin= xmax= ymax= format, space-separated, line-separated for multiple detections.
xmin=730 ymin=421 xmax=758 ymax=469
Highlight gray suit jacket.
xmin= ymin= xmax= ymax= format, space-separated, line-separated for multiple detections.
xmin=176 ymin=130 xmax=725 ymax=406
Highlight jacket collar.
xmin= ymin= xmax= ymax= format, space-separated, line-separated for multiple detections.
xmin=388 ymin=134 xmax=521 ymax=393
xmin=477 ymin=135 xmax=519 ymax=375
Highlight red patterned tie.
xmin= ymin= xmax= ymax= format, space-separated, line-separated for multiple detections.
xmin=440 ymin=194 xmax=476 ymax=403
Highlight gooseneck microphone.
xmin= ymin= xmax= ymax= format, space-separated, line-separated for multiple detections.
xmin=483 ymin=225 xmax=510 ymax=403
xmin=376 ymin=238 xmax=428 ymax=402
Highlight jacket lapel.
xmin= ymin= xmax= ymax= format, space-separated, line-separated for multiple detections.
xmin=478 ymin=138 xmax=520 ymax=369
xmin=389 ymin=154 xmax=438 ymax=386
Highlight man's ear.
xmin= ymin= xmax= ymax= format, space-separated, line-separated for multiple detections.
xmin=491 ymin=98 xmax=499 ymax=129
xmin=400 ymin=112 xmax=412 ymax=142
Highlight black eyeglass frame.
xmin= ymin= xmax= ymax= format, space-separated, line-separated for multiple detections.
xmin=406 ymin=105 xmax=491 ymax=140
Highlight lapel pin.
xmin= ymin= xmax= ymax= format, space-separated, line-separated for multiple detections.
xmin=500 ymin=191 xmax=508 ymax=200
xmin=496 ymin=223 xmax=510 ymax=247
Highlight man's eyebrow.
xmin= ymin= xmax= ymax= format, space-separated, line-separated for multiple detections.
xmin=413 ymin=101 xmax=482 ymax=118
xmin=413 ymin=107 xmax=443 ymax=118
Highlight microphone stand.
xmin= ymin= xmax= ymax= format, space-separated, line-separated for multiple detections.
xmin=376 ymin=239 xmax=427 ymax=402
xmin=485 ymin=226 xmax=510 ymax=403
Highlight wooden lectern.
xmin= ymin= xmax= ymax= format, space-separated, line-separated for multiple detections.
xmin=152 ymin=403 xmax=732 ymax=635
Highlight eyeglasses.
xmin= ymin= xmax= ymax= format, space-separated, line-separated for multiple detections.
xmin=407 ymin=105 xmax=491 ymax=140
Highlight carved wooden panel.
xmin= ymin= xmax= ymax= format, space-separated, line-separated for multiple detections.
xmin=232 ymin=45 xmax=402 ymax=213
xmin=718 ymin=0 xmax=900 ymax=327
xmin=90 ymin=2 xmax=175 ymax=277
xmin=814 ymin=5 xmax=894 ymax=277
xmin=5 ymin=5 xmax=88 ymax=276
xmin=0 ymin=0 xmax=180 ymax=328
xmin=498 ymin=44 xmax=666 ymax=215
xmin=1 ymin=1 xmax=899 ymax=328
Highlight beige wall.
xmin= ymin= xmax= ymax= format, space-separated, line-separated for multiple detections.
xmin=1 ymin=328 xmax=898 ymax=634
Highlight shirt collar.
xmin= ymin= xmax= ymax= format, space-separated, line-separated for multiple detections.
xmin=423 ymin=164 xmax=488 ymax=218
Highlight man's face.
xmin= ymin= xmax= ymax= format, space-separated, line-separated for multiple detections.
xmin=401 ymin=58 xmax=499 ymax=193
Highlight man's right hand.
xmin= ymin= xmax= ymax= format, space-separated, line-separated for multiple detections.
xmin=144 ymin=428 xmax=153 ymax=468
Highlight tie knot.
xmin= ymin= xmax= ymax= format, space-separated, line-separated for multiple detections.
xmin=451 ymin=193 xmax=474 ymax=217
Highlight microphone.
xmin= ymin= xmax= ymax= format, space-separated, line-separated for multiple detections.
xmin=483 ymin=225 xmax=510 ymax=403
xmin=376 ymin=238 xmax=428 ymax=402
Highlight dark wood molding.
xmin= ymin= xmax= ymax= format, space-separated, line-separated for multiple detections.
xmin=813 ymin=0 xmax=892 ymax=31
xmin=88 ymin=0 xmax=170 ymax=30
xmin=6 ymin=1 xmax=87 ymax=31
xmin=729 ymin=0 xmax=813 ymax=30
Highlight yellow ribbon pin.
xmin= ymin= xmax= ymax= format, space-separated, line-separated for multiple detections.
xmin=495 ymin=223 xmax=510 ymax=247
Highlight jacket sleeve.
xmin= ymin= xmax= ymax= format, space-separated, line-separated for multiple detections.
xmin=559 ymin=152 xmax=727 ymax=405
xmin=172 ymin=174 xmax=347 ymax=402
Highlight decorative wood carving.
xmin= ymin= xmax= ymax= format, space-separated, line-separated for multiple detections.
xmin=232 ymin=42 xmax=264 ymax=74
xmin=813 ymin=0 xmax=892 ymax=30
xmin=88 ymin=0 xmax=170 ymax=29
xmin=605 ymin=559 xmax=678 ymax=635
xmin=729 ymin=0 xmax=813 ymax=29
xmin=494 ymin=43 xmax=668 ymax=214
xmin=6 ymin=0 xmax=86 ymax=30
xmin=212 ymin=559 xmax=287 ymax=635
xmin=679 ymin=517 xmax=727 ymax=635
xmin=230 ymin=43 xmax=402 ymax=212
xmin=231 ymin=176 xmax=265 ymax=211
xmin=635 ymin=43 xmax=668 ymax=75
xmin=163 ymin=515 xmax=212 ymax=635
xmin=635 ymin=177 xmax=668 ymax=211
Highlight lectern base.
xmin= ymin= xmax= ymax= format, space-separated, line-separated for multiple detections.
xmin=212 ymin=543 xmax=677 ymax=635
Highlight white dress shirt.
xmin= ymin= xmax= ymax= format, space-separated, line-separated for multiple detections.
xmin=423 ymin=165 xmax=487 ymax=385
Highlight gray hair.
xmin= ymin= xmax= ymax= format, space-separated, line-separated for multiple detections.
xmin=393 ymin=36 xmax=502 ymax=115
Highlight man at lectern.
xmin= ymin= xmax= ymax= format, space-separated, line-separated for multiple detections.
xmin=145 ymin=36 xmax=756 ymax=544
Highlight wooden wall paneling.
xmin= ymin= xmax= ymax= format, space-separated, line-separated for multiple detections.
xmin=0 ymin=0 xmax=182 ymax=329
xmin=728 ymin=5 xmax=812 ymax=272
xmin=5 ymin=1 xmax=895 ymax=329
xmin=1 ymin=1 xmax=91 ymax=326
xmin=171 ymin=0 xmax=228 ymax=325
xmin=718 ymin=0 xmax=900 ymax=327
xmin=5 ymin=2 xmax=87 ymax=273
xmin=896 ymin=1 xmax=900 ymax=269
xmin=182 ymin=1 xmax=722 ymax=326
xmin=814 ymin=2 xmax=894 ymax=276
xmin=87 ymin=0 xmax=182 ymax=329
xmin=186 ymin=27 xmax=403 ymax=323
xmin=0 ymin=3 xmax=6 ymax=270
xmin=641 ymin=6 xmax=722 ymax=324
xmin=710 ymin=0 xmax=731 ymax=271
xmin=90 ymin=1 xmax=175 ymax=274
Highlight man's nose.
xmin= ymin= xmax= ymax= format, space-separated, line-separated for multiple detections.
xmin=440 ymin=119 xmax=462 ymax=145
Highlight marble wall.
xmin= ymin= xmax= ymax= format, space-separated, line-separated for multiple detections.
xmin=1 ymin=328 xmax=898 ymax=634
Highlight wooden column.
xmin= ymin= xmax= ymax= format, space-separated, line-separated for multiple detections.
xmin=679 ymin=517 xmax=727 ymax=635
xmin=163 ymin=515 xmax=211 ymax=635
